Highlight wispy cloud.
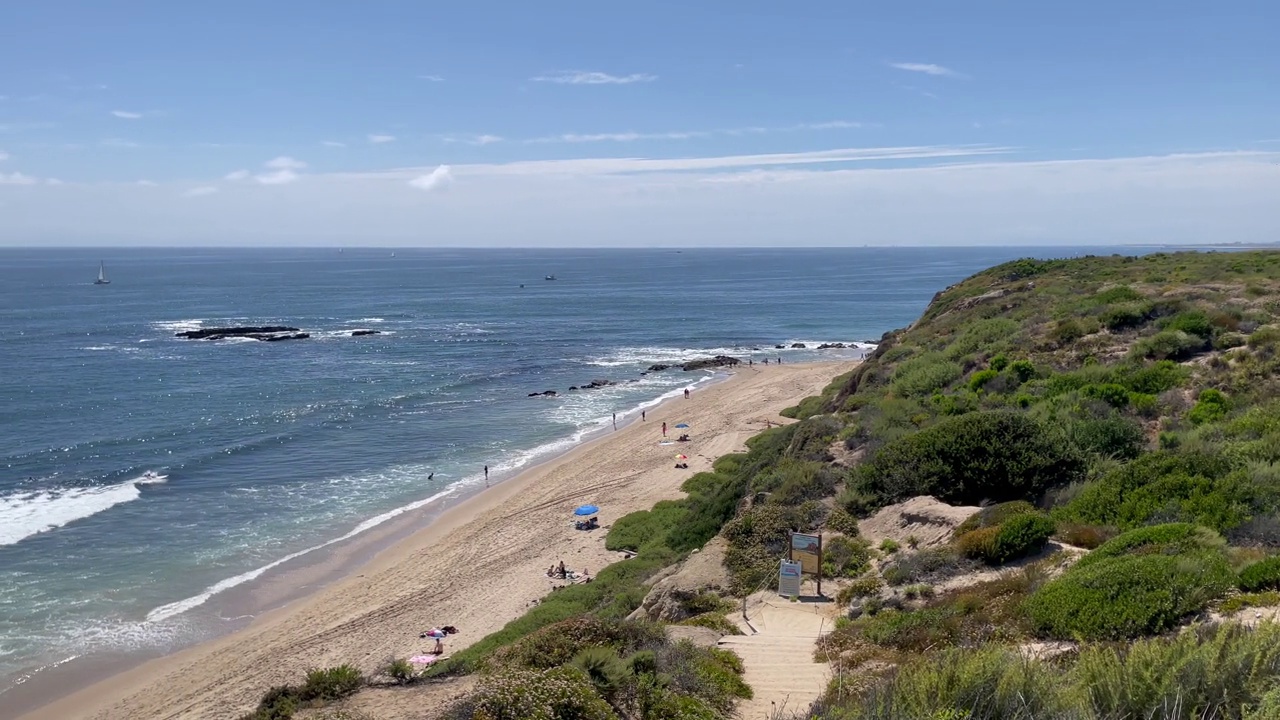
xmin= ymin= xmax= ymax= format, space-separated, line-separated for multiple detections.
xmin=0 ymin=171 xmax=37 ymax=185
xmin=224 ymin=170 xmax=251 ymax=181
xmin=531 ymin=71 xmax=657 ymax=85
xmin=183 ymin=186 xmax=218 ymax=197
xmin=442 ymin=134 xmax=504 ymax=146
xmin=368 ymin=134 xmax=396 ymax=144
xmin=0 ymin=151 xmax=8 ymax=161
xmin=253 ymin=156 xmax=307 ymax=185
xmin=409 ymin=165 xmax=452 ymax=192
xmin=418 ymin=75 xmax=445 ymax=82
xmin=111 ymin=110 xmax=143 ymax=119
xmin=321 ymin=140 xmax=347 ymax=148
xmin=101 ymin=138 xmax=140 ymax=148
xmin=45 ymin=178 xmax=63 ymax=186
xmin=890 ymin=62 xmax=965 ymax=78
xmin=530 ymin=121 xmax=862 ymax=144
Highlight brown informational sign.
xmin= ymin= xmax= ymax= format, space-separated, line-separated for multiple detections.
xmin=790 ymin=532 xmax=821 ymax=575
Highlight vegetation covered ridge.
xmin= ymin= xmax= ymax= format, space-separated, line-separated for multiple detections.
xmin=782 ymin=250 xmax=1280 ymax=719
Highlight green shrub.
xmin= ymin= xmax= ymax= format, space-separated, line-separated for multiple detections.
xmin=1132 ymin=330 xmax=1207 ymax=360
xmin=825 ymin=507 xmax=861 ymax=536
xmin=968 ymin=368 xmax=999 ymax=392
xmin=838 ymin=575 xmax=884 ymax=605
xmin=1220 ymin=591 xmax=1280 ymax=614
xmin=1100 ymin=302 xmax=1152 ymax=330
xmin=955 ymin=527 xmax=999 ymax=562
xmin=493 ymin=617 xmax=666 ymax=672
xmin=1189 ymin=388 xmax=1230 ymax=426
xmin=955 ymin=501 xmax=1038 ymax=535
xmin=469 ymin=665 xmax=618 ymax=720
xmin=298 ymin=665 xmax=364 ymax=703
xmin=825 ymin=535 xmax=873 ymax=577
xmin=989 ymin=514 xmax=1055 ymax=564
xmin=1240 ymin=556 xmax=1280 ymax=592
xmin=851 ymin=411 xmax=1085 ymax=508
xmin=1053 ymin=522 xmax=1116 ymax=549
xmin=1249 ymin=326 xmax=1280 ymax=348
xmin=570 ymin=647 xmax=629 ymax=696
xmin=679 ymin=612 xmax=743 ymax=636
xmin=1009 ymin=359 xmax=1037 ymax=383
xmin=605 ymin=501 xmax=686 ymax=553
xmin=892 ymin=354 xmax=964 ymax=397
xmin=1075 ymin=523 xmax=1227 ymax=568
xmin=1094 ymin=285 xmax=1145 ymax=304
xmin=241 ymin=686 xmax=299 ymax=720
xmin=990 ymin=354 xmax=1010 ymax=371
xmin=380 ymin=657 xmax=417 ymax=685
xmin=881 ymin=548 xmax=974 ymax=586
xmin=1081 ymin=383 xmax=1131 ymax=408
xmin=1159 ymin=310 xmax=1214 ymax=338
xmin=879 ymin=538 xmax=900 ymax=554
xmin=1025 ymin=552 xmax=1234 ymax=639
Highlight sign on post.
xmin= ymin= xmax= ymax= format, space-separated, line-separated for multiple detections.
xmin=790 ymin=532 xmax=822 ymax=575
xmin=778 ymin=560 xmax=802 ymax=597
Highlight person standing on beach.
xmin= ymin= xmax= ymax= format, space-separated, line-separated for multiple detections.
xmin=484 ymin=465 xmax=489 ymax=487
xmin=683 ymin=388 xmax=690 ymax=400
xmin=642 ymin=410 xmax=646 ymax=422
xmin=662 ymin=421 xmax=667 ymax=437
xmin=612 ymin=412 xmax=617 ymax=430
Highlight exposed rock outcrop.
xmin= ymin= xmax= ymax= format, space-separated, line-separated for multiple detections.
xmin=176 ymin=326 xmax=300 ymax=340
xmin=351 ymin=330 xmax=381 ymax=337
xmin=816 ymin=342 xmax=846 ymax=349
xmin=681 ymin=355 xmax=740 ymax=371
xmin=790 ymin=343 xmax=807 ymax=349
xmin=527 ymin=390 xmax=557 ymax=397
xmin=629 ymin=537 xmax=732 ymax=623
xmin=647 ymin=364 xmax=672 ymax=372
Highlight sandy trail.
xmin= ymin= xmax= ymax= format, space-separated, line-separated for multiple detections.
xmin=21 ymin=361 xmax=853 ymax=720
xmin=722 ymin=593 xmax=835 ymax=720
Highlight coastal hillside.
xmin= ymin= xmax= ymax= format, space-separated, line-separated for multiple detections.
xmin=239 ymin=251 xmax=1280 ymax=720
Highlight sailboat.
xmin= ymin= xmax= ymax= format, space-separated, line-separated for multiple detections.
xmin=94 ymin=261 xmax=110 ymax=285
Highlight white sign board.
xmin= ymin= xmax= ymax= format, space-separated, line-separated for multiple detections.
xmin=778 ymin=560 xmax=802 ymax=597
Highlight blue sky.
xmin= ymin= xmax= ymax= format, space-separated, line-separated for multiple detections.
xmin=1 ymin=0 xmax=1277 ymax=245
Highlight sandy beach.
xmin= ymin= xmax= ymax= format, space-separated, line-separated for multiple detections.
xmin=15 ymin=361 xmax=852 ymax=720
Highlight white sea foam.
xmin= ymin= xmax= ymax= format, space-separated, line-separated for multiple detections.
xmin=151 ymin=319 xmax=205 ymax=333
xmin=144 ymin=487 xmax=456 ymax=623
xmin=583 ymin=345 xmax=760 ymax=368
xmin=0 ymin=474 xmax=167 ymax=547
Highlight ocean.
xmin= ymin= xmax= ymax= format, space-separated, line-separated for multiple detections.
xmin=0 ymin=246 xmax=1146 ymax=697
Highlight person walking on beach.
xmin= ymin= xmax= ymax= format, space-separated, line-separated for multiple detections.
xmin=484 ymin=465 xmax=489 ymax=487
xmin=683 ymin=388 xmax=690 ymax=400
xmin=641 ymin=410 xmax=646 ymax=422
xmin=662 ymin=421 xmax=667 ymax=437
xmin=612 ymin=412 xmax=617 ymax=430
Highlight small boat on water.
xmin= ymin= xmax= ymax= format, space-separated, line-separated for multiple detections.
xmin=94 ymin=262 xmax=110 ymax=285
xmin=545 ymin=274 xmax=556 ymax=281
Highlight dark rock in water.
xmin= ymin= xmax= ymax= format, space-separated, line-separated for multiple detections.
xmin=647 ymin=364 xmax=672 ymax=372
xmin=816 ymin=342 xmax=847 ymax=349
xmin=528 ymin=390 xmax=558 ymax=397
xmin=681 ymin=355 xmax=740 ymax=371
xmin=790 ymin=343 xmax=807 ymax=349
xmin=568 ymin=386 xmax=579 ymax=391
xmin=351 ymin=330 xmax=381 ymax=337
xmin=580 ymin=379 xmax=617 ymax=390
xmin=177 ymin=325 xmax=299 ymax=340
xmin=258 ymin=333 xmax=309 ymax=342
xmin=752 ymin=347 xmax=762 ymax=351
xmin=774 ymin=344 xmax=786 ymax=349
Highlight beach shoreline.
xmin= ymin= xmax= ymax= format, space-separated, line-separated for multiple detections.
xmin=11 ymin=360 xmax=854 ymax=720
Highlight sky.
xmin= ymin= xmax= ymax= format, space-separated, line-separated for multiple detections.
xmin=1 ymin=1 xmax=1278 ymax=247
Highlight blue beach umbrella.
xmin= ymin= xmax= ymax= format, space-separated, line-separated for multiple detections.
xmin=674 ymin=423 xmax=690 ymax=429
xmin=574 ymin=504 xmax=600 ymax=516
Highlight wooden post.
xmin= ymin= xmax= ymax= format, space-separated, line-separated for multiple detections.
xmin=817 ymin=533 xmax=823 ymax=598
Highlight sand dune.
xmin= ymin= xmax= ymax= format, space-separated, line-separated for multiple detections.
xmin=21 ymin=361 xmax=853 ymax=720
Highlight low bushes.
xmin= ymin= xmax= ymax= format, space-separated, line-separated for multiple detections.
xmin=1239 ymin=556 xmax=1280 ymax=592
xmin=880 ymin=548 xmax=976 ymax=586
xmin=823 ymin=535 xmax=873 ymax=578
xmin=1024 ymin=552 xmax=1234 ymax=640
xmin=848 ymin=411 xmax=1085 ymax=510
xmin=957 ymin=514 xmax=1055 ymax=565
xmin=815 ymin=623 xmax=1280 ymax=720
xmin=465 ymin=665 xmax=618 ymax=720
xmin=1074 ymin=523 xmax=1226 ymax=568
xmin=240 ymin=666 xmax=365 ymax=720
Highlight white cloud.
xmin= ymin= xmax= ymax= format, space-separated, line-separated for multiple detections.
xmin=419 ymin=75 xmax=445 ymax=82
xmin=183 ymin=186 xmax=218 ymax=197
xmin=409 ymin=165 xmax=452 ymax=192
xmin=321 ymin=140 xmax=347 ymax=147
xmin=368 ymin=134 xmax=396 ymax=144
xmin=529 ymin=123 xmax=862 ymax=144
xmin=45 ymin=178 xmax=63 ymax=185
xmin=224 ymin=170 xmax=251 ymax=181
xmin=794 ymin=121 xmax=863 ymax=130
xmin=470 ymin=134 xmax=503 ymax=145
xmin=0 ymin=172 xmax=37 ymax=185
xmin=101 ymin=138 xmax=140 ymax=148
xmin=0 ymin=151 xmax=8 ymax=161
xmin=531 ymin=71 xmax=657 ymax=85
xmin=264 ymin=156 xmax=307 ymax=170
xmin=890 ymin=62 xmax=964 ymax=78
xmin=255 ymin=170 xmax=300 ymax=185
xmin=111 ymin=110 xmax=143 ymax=119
